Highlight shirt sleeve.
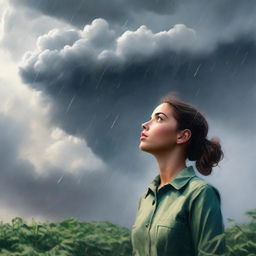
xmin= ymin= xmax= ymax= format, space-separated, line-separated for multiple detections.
xmin=188 ymin=184 xmax=227 ymax=256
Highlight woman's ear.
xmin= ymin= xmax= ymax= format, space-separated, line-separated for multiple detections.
xmin=177 ymin=129 xmax=191 ymax=144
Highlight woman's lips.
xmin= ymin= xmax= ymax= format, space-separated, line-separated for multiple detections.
xmin=140 ymin=132 xmax=148 ymax=140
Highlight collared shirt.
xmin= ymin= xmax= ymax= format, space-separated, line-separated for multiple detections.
xmin=131 ymin=165 xmax=226 ymax=256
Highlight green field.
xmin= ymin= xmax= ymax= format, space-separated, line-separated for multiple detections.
xmin=0 ymin=208 xmax=255 ymax=255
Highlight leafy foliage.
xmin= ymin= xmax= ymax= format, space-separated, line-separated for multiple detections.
xmin=225 ymin=207 xmax=256 ymax=256
xmin=0 ymin=217 xmax=132 ymax=255
xmin=0 ymin=207 xmax=255 ymax=255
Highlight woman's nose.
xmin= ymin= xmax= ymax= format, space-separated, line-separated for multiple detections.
xmin=141 ymin=121 xmax=149 ymax=130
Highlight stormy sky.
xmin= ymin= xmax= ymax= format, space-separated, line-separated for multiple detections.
xmin=0 ymin=0 xmax=255 ymax=229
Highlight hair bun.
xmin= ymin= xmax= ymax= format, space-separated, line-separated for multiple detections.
xmin=196 ymin=136 xmax=224 ymax=175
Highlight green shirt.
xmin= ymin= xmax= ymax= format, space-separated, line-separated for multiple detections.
xmin=131 ymin=165 xmax=226 ymax=256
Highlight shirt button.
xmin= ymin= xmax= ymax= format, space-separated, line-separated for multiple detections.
xmin=152 ymin=199 xmax=155 ymax=205
xmin=145 ymin=224 xmax=149 ymax=228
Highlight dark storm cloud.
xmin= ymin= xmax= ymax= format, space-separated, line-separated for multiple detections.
xmin=19 ymin=20 xmax=197 ymax=167
xmin=19 ymin=19 xmax=256 ymax=173
xmin=9 ymin=0 xmax=177 ymax=27
xmin=9 ymin=0 xmax=256 ymax=41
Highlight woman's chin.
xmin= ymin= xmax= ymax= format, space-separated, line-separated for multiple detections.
xmin=139 ymin=143 xmax=148 ymax=151
xmin=139 ymin=143 xmax=154 ymax=153
xmin=139 ymin=142 xmax=171 ymax=155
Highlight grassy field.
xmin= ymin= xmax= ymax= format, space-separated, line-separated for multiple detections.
xmin=0 ymin=207 xmax=255 ymax=255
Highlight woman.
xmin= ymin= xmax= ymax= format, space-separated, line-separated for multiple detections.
xmin=131 ymin=92 xmax=226 ymax=256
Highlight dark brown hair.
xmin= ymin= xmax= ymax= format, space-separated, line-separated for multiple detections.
xmin=159 ymin=91 xmax=224 ymax=175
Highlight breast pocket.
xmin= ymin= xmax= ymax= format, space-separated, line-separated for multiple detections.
xmin=156 ymin=221 xmax=189 ymax=255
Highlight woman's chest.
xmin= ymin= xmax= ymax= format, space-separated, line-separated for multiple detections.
xmin=131 ymin=189 xmax=194 ymax=255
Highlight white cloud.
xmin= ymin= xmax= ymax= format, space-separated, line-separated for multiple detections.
xmin=43 ymin=128 xmax=105 ymax=174
xmin=82 ymin=18 xmax=116 ymax=48
xmin=116 ymin=24 xmax=197 ymax=60
xmin=20 ymin=19 xmax=197 ymax=77
xmin=37 ymin=28 xmax=80 ymax=51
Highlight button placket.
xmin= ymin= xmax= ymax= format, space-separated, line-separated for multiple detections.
xmin=148 ymin=194 xmax=158 ymax=256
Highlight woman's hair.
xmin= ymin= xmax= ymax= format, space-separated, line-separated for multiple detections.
xmin=159 ymin=91 xmax=224 ymax=176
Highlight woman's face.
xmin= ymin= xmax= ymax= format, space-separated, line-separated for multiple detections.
xmin=139 ymin=103 xmax=180 ymax=154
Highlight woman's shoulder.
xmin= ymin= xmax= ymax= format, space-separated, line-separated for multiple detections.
xmin=187 ymin=175 xmax=221 ymax=203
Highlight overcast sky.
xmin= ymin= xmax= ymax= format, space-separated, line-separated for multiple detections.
xmin=0 ymin=0 xmax=255 ymax=229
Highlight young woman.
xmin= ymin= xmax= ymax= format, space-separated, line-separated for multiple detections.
xmin=131 ymin=92 xmax=226 ymax=256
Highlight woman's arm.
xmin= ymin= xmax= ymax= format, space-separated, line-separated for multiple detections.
xmin=189 ymin=184 xmax=227 ymax=256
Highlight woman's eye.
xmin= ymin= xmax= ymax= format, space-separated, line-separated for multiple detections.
xmin=157 ymin=116 xmax=163 ymax=121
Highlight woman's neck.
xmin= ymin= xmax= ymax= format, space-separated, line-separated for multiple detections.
xmin=154 ymin=148 xmax=186 ymax=187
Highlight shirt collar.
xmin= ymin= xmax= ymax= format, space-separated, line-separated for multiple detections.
xmin=145 ymin=165 xmax=196 ymax=198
